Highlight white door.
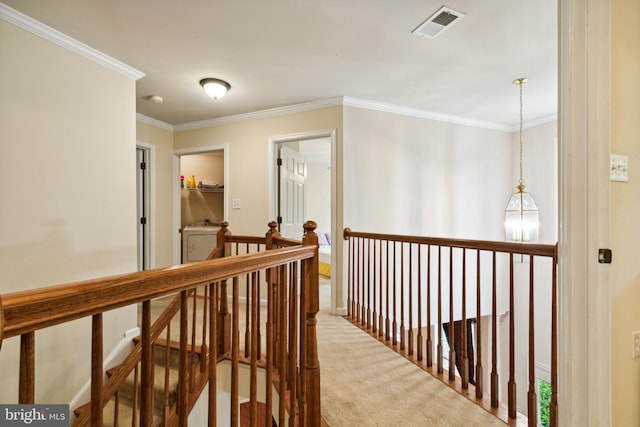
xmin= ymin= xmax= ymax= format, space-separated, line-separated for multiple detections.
xmin=278 ymin=145 xmax=306 ymax=239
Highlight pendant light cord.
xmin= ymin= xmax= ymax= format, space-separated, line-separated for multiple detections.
xmin=519 ymin=80 xmax=524 ymax=187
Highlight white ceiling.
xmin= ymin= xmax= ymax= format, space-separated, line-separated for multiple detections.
xmin=3 ymin=0 xmax=557 ymax=128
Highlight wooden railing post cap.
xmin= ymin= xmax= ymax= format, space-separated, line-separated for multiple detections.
xmin=303 ymin=220 xmax=317 ymax=233
xmin=220 ymin=221 xmax=229 ymax=230
xmin=343 ymin=227 xmax=352 ymax=240
xmin=268 ymin=221 xmax=278 ymax=232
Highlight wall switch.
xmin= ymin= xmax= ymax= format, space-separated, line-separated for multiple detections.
xmin=633 ymin=331 xmax=640 ymax=359
xmin=610 ymin=154 xmax=629 ymax=182
xmin=232 ymin=199 xmax=241 ymax=210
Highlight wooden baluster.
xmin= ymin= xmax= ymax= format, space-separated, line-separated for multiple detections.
xmin=550 ymin=252 xmax=558 ymax=427
xmin=366 ymin=238 xmax=371 ymax=330
xmin=201 ymin=285 xmax=208 ymax=373
xmin=256 ymin=253 xmax=262 ymax=359
xmin=408 ymin=244 xmax=414 ymax=356
xmin=278 ymin=265 xmax=287 ymax=427
xmin=426 ymin=245 xmax=433 ymax=368
xmin=298 ymin=259 xmax=307 ymax=427
xmin=288 ymin=263 xmax=299 ymax=426
xmin=218 ymin=279 xmax=231 ymax=355
xmin=355 ymin=237 xmax=360 ymax=324
xmin=527 ymin=256 xmax=537 ymax=426
xmin=476 ymin=249 xmax=483 ymax=399
xmin=491 ymin=251 xmax=499 ymax=408
xmin=508 ymin=253 xmax=516 ymax=419
xmin=417 ymin=244 xmax=423 ymax=362
xmin=371 ymin=238 xmax=376 ymax=334
xmin=302 ymin=220 xmax=320 ymax=427
xmin=245 ymin=243 xmax=251 ymax=358
xmin=132 ymin=364 xmax=139 ymax=427
xmin=141 ymin=300 xmax=154 ymax=427
xmin=385 ymin=240 xmax=390 ymax=342
xmin=461 ymin=249 xmax=468 ymax=389
xmin=346 ymin=230 xmax=352 ymax=318
xmin=19 ymin=332 xmax=35 ymax=404
xmin=231 ymin=277 xmax=240 ymax=427
xmin=208 ymin=282 xmax=218 ymax=427
xmin=190 ymin=287 xmax=198 ymax=392
xmin=265 ymin=276 xmax=274 ymax=427
xmin=217 ymin=222 xmax=232 ymax=355
xmin=361 ymin=238 xmax=366 ymax=326
xmin=400 ymin=243 xmax=406 ymax=352
xmin=91 ymin=314 xmax=104 ymax=427
xmin=163 ymin=321 xmax=171 ymax=426
xmin=437 ymin=246 xmax=443 ymax=374
xmin=392 ymin=241 xmax=398 ymax=347
xmin=114 ymin=389 xmax=120 ymax=427
xmin=378 ymin=239 xmax=384 ymax=337
xmin=251 ymin=272 xmax=259 ymax=427
xmin=177 ymin=291 xmax=189 ymax=426
xmin=449 ymin=247 xmax=456 ymax=382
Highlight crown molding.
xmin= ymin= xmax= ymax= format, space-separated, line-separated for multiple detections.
xmin=136 ymin=113 xmax=174 ymax=131
xmin=342 ymin=96 xmax=513 ymax=132
xmin=174 ymin=97 xmax=344 ymax=131
xmin=0 ymin=3 xmax=144 ymax=80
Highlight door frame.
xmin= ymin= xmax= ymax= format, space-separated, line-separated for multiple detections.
xmin=559 ymin=0 xmax=611 ymax=424
xmin=136 ymin=141 xmax=156 ymax=270
xmin=269 ymin=129 xmax=338 ymax=314
xmin=172 ymin=144 xmax=229 ymax=265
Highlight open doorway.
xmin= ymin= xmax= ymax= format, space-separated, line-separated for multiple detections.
xmin=173 ymin=145 xmax=228 ymax=265
xmin=270 ymin=129 xmax=337 ymax=314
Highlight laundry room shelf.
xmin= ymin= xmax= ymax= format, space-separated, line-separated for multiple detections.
xmin=183 ymin=188 xmax=224 ymax=193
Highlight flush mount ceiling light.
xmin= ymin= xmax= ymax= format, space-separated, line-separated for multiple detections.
xmin=199 ymin=78 xmax=231 ymax=99
xmin=504 ymin=77 xmax=539 ymax=243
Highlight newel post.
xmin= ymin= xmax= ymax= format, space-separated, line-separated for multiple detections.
xmin=302 ymin=221 xmax=320 ymax=427
xmin=217 ymin=221 xmax=232 ymax=355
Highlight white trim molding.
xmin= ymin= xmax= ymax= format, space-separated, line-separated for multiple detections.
xmin=558 ymin=0 xmax=611 ymax=425
xmin=0 ymin=3 xmax=144 ymax=80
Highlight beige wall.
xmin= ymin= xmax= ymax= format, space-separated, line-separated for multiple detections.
xmin=0 ymin=21 xmax=138 ymax=403
xmin=174 ymin=107 xmax=342 ymax=236
xmin=611 ymin=0 xmax=640 ymax=424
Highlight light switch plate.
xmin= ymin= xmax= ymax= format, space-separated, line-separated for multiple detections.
xmin=610 ymin=154 xmax=629 ymax=182
xmin=232 ymin=199 xmax=241 ymax=209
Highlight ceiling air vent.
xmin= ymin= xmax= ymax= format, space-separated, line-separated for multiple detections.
xmin=412 ymin=6 xmax=466 ymax=39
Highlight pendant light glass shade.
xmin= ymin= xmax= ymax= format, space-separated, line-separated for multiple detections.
xmin=505 ymin=78 xmax=539 ymax=243
xmin=505 ymin=184 xmax=539 ymax=242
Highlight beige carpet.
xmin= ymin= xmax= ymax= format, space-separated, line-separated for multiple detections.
xmin=316 ymin=282 xmax=507 ymax=426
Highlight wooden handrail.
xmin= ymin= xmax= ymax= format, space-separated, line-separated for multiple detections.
xmin=343 ymin=228 xmax=557 ymax=258
xmin=0 ymin=220 xmax=321 ymax=427
xmin=0 ymin=245 xmax=315 ymax=341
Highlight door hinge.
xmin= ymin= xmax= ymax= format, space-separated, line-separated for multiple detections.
xmin=277 ymin=216 xmax=282 ymax=224
xmin=140 ymin=162 xmax=146 ymax=170
xmin=277 ymin=158 xmax=283 ymax=166
xmin=140 ymin=217 xmax=147 ymax=225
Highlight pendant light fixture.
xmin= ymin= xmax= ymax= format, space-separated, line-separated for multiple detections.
xmin=504 ymin=77 xmax=539 ymax=243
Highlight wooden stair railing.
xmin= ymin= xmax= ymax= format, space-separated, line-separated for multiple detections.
xmin=0 ymin=220 xmax=321 ymax=427
xmin=343 ymin=228 xmax=558 ymax=427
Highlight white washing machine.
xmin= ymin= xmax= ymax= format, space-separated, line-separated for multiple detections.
xmin=182 ymin=224 xmax=221 ymax=263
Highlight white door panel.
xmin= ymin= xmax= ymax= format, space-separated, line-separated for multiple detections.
xmin=279 ymin=145 xmax=306 ymax=239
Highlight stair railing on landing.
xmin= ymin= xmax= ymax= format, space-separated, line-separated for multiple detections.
xmin=0 ymin=220 xmax=321 ymax=427
xmin=343 ymin=228 xmax=558 ymax=427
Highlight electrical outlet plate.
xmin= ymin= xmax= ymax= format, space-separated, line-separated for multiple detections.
xmin=610 ymin=154 xmax=629 ymax=182
xmin=633 ymin=331 xmax=640 ymax=359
